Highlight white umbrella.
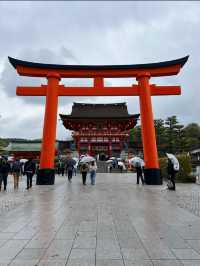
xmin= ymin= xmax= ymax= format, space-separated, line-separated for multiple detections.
xmin=129 ymin=157 xmax=144 ymax=167
xmin=20 ymin=159 xmax=28 ymax=163
xmin=72 ymin=157 xmax=79 ymax=163
xmin=106 ymin=159 xmax=113 ymax=164
xmin=118 ymin=161 xmax=126 ymax=170
xmin=166 ymin=153 xmax=179 ymax=170
xmin=80 ymin=156 xmax=95 ymax=163
xmin=7 ymin=156 xmax=14 ymax=162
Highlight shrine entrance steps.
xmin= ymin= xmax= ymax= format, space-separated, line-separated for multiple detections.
xmin=96 ymin=161 xmax=126 ymax=173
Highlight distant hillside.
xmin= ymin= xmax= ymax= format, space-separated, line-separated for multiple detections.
xmin=0 ymin=138 xmax=63 ymax=148
xmin=0 ymin=138 xmax=42 ymax=148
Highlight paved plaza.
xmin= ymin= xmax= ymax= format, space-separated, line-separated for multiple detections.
xmin=0 ymin=174 xmax=200 ymax=265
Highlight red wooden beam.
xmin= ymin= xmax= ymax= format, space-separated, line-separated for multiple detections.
xmin=16 ymin=84 xmax=181 ymax=96
xmin=151 ymin=85 xmax=181 ymax=95
xmin=16 ymin=85 xmax=46 ymax=96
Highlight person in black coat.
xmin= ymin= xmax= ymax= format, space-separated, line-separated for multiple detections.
xmin=0 ymin=157 xmax=11 ymax=191
xmin=167 ymin=159 xmax=176 ymax=191
xmin=65 ymin=160 xmax=74 ymax=182
xmin=24 ymin=158 xmax=36 ymax=189
xmin=135 ymin=162 xmax=144 ymax=185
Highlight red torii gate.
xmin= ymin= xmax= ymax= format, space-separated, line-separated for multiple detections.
xmin=9 ymin=56 xmax=188 ymax=185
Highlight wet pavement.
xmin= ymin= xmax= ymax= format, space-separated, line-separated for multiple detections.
xmin=0 ymin=173 xmax=200 ymax=266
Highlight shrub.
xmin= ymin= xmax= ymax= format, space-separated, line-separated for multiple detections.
xmin=159 ymin=153 xmax=195 ymax=183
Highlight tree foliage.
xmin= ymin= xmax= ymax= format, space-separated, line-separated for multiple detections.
xmin=129 ymin=116 xmax=200 ymax=155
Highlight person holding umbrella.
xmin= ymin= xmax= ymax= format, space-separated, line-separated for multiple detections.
xmin=79 ymin=156 xmax=95 ymax=185
xmin=166 ymin=153 xmax=179 ymax=191
xmin=80 ymin=163 xmax=89 ymax=185
xmin=129 ymin=156 xmax=145 ymax=185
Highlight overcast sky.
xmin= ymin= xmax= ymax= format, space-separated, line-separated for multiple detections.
xmin=0 ymin=1 xmax=199 ymax=140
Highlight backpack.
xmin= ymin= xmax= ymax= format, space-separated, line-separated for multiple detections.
xmin=13 ymin=161 xmax=21 ymax=172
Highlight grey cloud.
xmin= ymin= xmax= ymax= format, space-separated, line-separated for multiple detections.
xmin=0 ymin=2 xmax=200 ymax=139
xmin=0 ymin=47 xmax=84 ymax=105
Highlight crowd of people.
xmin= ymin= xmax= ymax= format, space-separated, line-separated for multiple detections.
xmin=61 ymin=159 xmax=98 ymax=185
xmin=0 ymin=153 xmax=179 ymax=191
xmin=0 ymin=157 xmax=37 ymax=191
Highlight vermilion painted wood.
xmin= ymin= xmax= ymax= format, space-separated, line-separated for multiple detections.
xmin=16 ymin=85 xmax=181 ymax=96
xmin=39 ymin=75 xmax=59 ymax=169
xmin=138 ymin=75 xmax=159 ymax=168
xmin=15 ymin=65 xmax=181 ymax=78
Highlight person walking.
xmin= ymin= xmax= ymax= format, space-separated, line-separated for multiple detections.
xmin=89 ymin=161 xmax=97 ymax=185
xmin=65 ymin=160 xmax=74 ymax=182
xmin=80 ymin=163 xmax=89 ymax=185
xmin=0 ymin=157 xmax=11 ymax=191
xmin=60 ymin=160 xmax=65 ymax=176
xmin=12 ymin=158 xmax=21 ymax=189
xmin=57 ymin=160 xmax=61 ymax=175
xmin=135 ymin=161 xmax=144 ymax=185
xmin=166 ymin=153 xmax=179 ymax=191
xmin=24 ymin=158 xmax=36 ymax=190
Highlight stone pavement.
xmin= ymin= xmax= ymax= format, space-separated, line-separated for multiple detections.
xmin=0 ymin=173 xmax=200 ymax=266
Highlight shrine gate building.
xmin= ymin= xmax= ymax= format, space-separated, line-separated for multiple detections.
xmin=60 ymin=102 xmax=139 ymax=158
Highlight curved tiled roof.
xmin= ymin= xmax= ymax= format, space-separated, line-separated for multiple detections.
xmin=60 ymin=102 xmax=140 ymax=119
xmin=8 ymin=56 xmax=189 ymax=70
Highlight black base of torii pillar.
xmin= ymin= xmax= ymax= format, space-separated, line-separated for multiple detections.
xmin=144 ymin=168 xmax=162 ymax=185
xmin=36 ymin=169 xmax=55 ymax=185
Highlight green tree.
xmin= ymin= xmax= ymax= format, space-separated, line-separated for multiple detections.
xmin=154 ymin=119 xmax=167 ymax=155
xmin=183 ymin=123 xmax=200 ymax=150
xmin=129 ymin=126 xmax=142 ymax=150
xmin=165 ymin=116 xmax=180 ymax=153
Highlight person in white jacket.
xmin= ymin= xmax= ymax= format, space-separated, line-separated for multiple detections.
xmin=89 ymin=161 xmax=97 ymax=185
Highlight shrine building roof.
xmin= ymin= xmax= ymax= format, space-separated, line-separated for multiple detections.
xmin=60 ymin=102 xmax=140 ymax=119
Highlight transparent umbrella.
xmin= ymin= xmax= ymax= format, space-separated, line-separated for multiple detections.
xmin=80 ymin=156 xmax=95 ymax=163
xmin=129 ymin=157 xmax=144 ymax=167
xmin=106 ymin=159 xmax=113 ymax=164
xmin=166 ymin=153 xmax=179 ymax=170
xmin=20 ymin=159 xmax=28 ymax=163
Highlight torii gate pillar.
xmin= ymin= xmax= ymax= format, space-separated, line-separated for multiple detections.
xmin=37 ymin=73 xmax=60 ymax=185
xmin=137 ymin=73 xmax=160 ymax=184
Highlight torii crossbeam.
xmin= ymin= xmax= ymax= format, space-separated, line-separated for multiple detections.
xmin=9 ymin=56 xmax=188 ymax=185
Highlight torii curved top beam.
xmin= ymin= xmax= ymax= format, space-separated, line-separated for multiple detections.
xmin=8 ymin=56 xmax=189 ymax=78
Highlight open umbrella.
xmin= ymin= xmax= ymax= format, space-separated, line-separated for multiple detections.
xmin=80 ymin=156 xmax=95 ymax=163
xmin=72 ymin=157 xmax=79 ymax=163
xmin=7 ymin=156 xmax=14 ymax=162
xmin=106 ymin=159 xmax=113 ymax=164
xmin=129 ymin=157 xmax=144 ymax=167
xmin=118 ymin=161 xmax=126 ymax=170
xmin=20 ymin=159 xmax=28 ymax=163
xmin=166 ymin=153 xmax=179 ymax=170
